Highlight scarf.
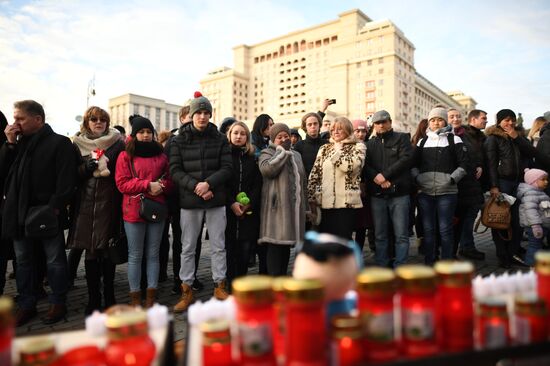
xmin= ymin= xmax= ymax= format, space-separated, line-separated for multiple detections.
xmin=134 ymin=141 xmax=163 ymax=157
xmin=73 ymin=128 xmax=121 ymax=156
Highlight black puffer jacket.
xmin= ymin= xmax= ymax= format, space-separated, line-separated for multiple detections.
xmin=225 ymin=146 xmax=262 ymax=242
xmin=535 ymin=124 xmax=550 ymax=171
xmin=169 ymin=122 xmax=232 ymax=209
xmin=484 ymin=125 xmax=533 ymax=187
xmin=455 ymin=125 xmax=485 ymax=205
xmin=294 ymin=134 xmax=328 ymax=177
xmin=365 ymin=129 xmax=413 ymax=197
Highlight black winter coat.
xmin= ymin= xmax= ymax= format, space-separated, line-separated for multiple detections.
xmin=0 ymin=124 xmax=77 ymax=239
xmin=225 ymin=146 xmax=262 ymax=243
xmin=169 ymin=122 xmax=232 ymax=209
xmin=293 ymin=134 xmax=328 ymax=177
xmin=455 ymin=125 xmax=485 ymax=205
xmin=67 ymin=140 xmax=125 ymax=254
xmin=535 ymin=124 xmax=550 ymax=171
xmin=365 ymin=130 xmax=413 ymax=197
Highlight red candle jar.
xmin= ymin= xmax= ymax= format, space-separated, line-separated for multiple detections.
xmin=283 ymin=278 xmax=327 ymax=366
xmin=0 ymin=297 xmax=14 ymax=366
xmin=434 ymin=261 xmax=474 ymax=352
xmin=19 ymin=338 xmax=57 ymax=366
xmin=514 ymin=295 xmax=548 ymax=344
xmin=59 ymin=345 xmax=106 ymax=366
xmin=201 ymin=319 xmax=233 ymax=366
xmin=331 ymin=315 xmax=363 ymax=366
xmin=356 ymin=267 xmax=397 ymax=362
xmin=535 ymin=251 xmax=550 ymax=315
xmin=232 ymin=275 xmax=276 ymax=366
xmin=396 ymin=265 xmax=438 ymax=358
xmin=272 ymin=276 xmax=289 ymax=365
xmin=475 ymin=298 xmax=509 ymax=350
xmin=104 ymin=309 xmax=156 ymax=366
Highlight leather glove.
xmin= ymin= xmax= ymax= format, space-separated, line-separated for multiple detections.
xmin=532 ymin=224 xmax=544 ymax=239
xmin=85 ymin=159 xmax=99 ymax=173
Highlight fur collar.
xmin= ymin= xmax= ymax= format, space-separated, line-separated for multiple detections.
xmin=485 ymin=125 xmax=510 ymax=139
xmin=73 ymin=128 xmax=121 ymax=156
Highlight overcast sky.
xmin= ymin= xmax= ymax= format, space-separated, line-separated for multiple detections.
xmin=1 ymin=0 xmax=549 ymax=135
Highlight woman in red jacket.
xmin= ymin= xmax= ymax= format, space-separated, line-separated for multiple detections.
xmin=115 ymin=116 xmax=172 ymax=307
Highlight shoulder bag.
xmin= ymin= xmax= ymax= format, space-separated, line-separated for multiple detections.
xmin=130 ymin=159 xmax=168 ymax=223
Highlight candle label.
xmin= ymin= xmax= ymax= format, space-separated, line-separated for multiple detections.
xmin=238 ymin=322 xmax=273 ymax=357
xmin=363 ymin=311 xmax=394 ymax=342
xmin=514 ymin=316 xmax=531 ymax=344
xmin=483 ymin=323 xmax=506 ymax=348
xmin=402 ymin=309 xmax=434 ymax=340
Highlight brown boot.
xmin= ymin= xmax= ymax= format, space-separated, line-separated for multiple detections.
xmin=129 ymin=291 xmax=142 ymax=307
xmin=145 ymin=288 xmax=157 ymax=308
xmin=173 ymin=283 xmax=193 ymax=313
xmin=213 ymin=279 xmax=229 ymax=301
xmin=42 ymin=304 xmax=67 ymax=325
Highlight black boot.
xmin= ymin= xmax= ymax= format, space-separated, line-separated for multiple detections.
xmin=84 ymin=259 xmax=102 ymax=315
xmin=102 ymin=258 xmax=117 ymax=309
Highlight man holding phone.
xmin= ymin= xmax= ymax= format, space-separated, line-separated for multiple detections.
xmin=1 ymin=100 xmax=77 ymax=326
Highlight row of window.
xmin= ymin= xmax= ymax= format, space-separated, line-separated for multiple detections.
xmin=253 ymin=36 xmax=338 ymax=64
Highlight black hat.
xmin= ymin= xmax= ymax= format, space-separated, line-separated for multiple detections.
xmin=496 ymin=109 xmax=516 ymax=124
xmin=220 ymin=117 xmax=236 ymax=134
xmin=130 ymin=115 xmax=155 ymax=137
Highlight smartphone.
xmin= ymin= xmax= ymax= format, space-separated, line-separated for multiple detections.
xmin=329 ymin=99 xmax=336 ymax=104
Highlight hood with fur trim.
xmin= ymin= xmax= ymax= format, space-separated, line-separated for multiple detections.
xmin=485 ymin=125 xmax=525 ymax=139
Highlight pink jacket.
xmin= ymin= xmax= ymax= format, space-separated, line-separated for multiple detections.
xmin=115 ymin=151 xmax=173 ymax=223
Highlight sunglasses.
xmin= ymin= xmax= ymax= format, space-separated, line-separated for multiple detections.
xmin=90 ymin=117 xmax=108 ymax=123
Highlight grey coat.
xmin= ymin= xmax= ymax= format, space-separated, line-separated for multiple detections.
xmin=258 ymin=143 xmax=308 ymax=245
xmin=517 ymin=182 xmax=550 ymax=228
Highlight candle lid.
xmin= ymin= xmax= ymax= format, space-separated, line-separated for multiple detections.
xmin=434 ymin=260 xmax=474 ymax=287
xmin=535 ymin=251 xmax=550 ymax=275
xmin=0 ymin=296 xmax=13 ymax=312
xmin=357 ymin=267 xmax=396 ymax=293
xmin=283 ymin=278 xmax=324 ymax=302
xmin=331 ymin=314 xmax=362 ymax=339
xmin=20 ymin=337 xmax=55 ymax=354
xmin=272 ymin=276 xmax=291 ymax=293
xmin=515 ymin=294 xmax=547 ymax=316
xmin=200 ymin=319 xmax=231 ymax=345
xmin=232 ymin=275 xmax=273 ymax=304
xmin=395 ymin=265 xmax=436 ymax=292
xmin=477 ymin=297 xmax=508 ymax=317
xmin=106 ymin=309 xmax=148 ymax=328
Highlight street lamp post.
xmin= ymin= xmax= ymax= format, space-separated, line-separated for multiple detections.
xmin=87 ymin=76 xmax=96 ymax=108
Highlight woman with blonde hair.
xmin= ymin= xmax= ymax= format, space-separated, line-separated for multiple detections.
xmin=308 ymin=116 xmax=366 ymax=240
xmin=528 ymin=117 xmax=548 ymax=147
xmin=67 ymin=106 xmax=125 ymax=314
xmin=225 ymin=122 xmax=262 ymax=285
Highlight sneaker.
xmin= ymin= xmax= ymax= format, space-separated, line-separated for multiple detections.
xmin=192 ymin=279 xmax=204 ymax=291
xmin=511 ymin=255 xmax=529 ymax=268
xmin=213 ymin=280 xmax=229 ymax=301
xmin=174 ymin=284 xmax=194 ymax=313
xmin=458 ymin=248 xmax=485 ymax=260
xmin=171 ymin=281 xmax=182 ymax=295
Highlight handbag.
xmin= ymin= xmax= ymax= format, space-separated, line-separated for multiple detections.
xmin=24 ymin=205 xmax=59 ymax=239
xmin=107 ymin=229 xmax=128 ymax=265
xmin=475 ymin=195 xmax=512 ymax=240
xmin=129 ymin=159 xmax=168 ymax=223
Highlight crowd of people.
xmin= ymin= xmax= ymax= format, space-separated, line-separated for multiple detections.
xmin=1 ymin=95 xmax=550 ymax=328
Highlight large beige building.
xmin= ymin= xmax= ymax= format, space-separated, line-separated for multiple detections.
xmin=200 ymin=9 xmax=475 ymax=132
xmin=108 ymin=94 xmax=182 ymax=133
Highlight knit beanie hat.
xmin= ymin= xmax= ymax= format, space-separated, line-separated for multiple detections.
xmin=189 ymin=91 xmax=212 ymax=118
xmin=269 ymin=123 xmax=290 ymax=142
xmin=352 ymin=119 xmax=368 ymax=130
xmin=544 ymin=111 xmax=550 ymax=123
xmin=524 ymin=168 xmax=548 ymax=187
xmin=496 ymin=109 xmax=516 ymax=125
xmin=130 ymin=115 xmax=155 ymax=137
xmin=428 ymin=107 xmax=448 ymax=124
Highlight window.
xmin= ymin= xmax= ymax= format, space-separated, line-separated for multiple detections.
xmin=144 ymin=106 xmax=150 ymax=118
xmin=133 ymin=104 xmax=140 ymax=114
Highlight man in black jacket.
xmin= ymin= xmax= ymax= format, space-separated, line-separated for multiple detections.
xmin=365 ymin=110 xmax=413 ymax=267
xmin=294 ymin=112 xmax=328 ymax=177
xmin=1 ymin=100 xmax=76 ymax=326
xmin=170 ymin=92 xmax=233 ymax=312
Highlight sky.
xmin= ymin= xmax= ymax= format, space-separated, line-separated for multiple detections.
xmin=1 ymin=0 xmax=549 ymax=136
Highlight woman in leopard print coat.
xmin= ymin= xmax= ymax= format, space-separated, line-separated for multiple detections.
xmin=308 ymin=117 xmax=366 ymax=239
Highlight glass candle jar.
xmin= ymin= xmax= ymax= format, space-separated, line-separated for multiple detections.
xmin=19 ymin=338 xmax=57 ymax=366
xmin=514 ymin=295 xmax=548 ymax=344
xmin=104 ymin=309 xmax=156 ymax=366
xmin=201 ymin=319 xmax=233 ymax=366
xmin=59 ymin=345 xmax=106 ymax=366
xmin=475 ymin=298 xmax=509 ymax=350
xmin=272 ymin=276 xmax=289 ymax=365
xmin=535 ymin=251 xmax=550 ymax=313
xmin=434 ymin=260 xmax=474 ymax=352
xmin=330 ymin=315 xmax=363 ymax=366
xmin=356 ymin=267 xmax=397 ymax=362
xmin=284 ymin=278 xmax=327 ymax=366
xmin=0 ymin=297 xmax=14 ymax=366
xmin=232 ymin=275 xmax=276 ymax=366
xmin=396 ymin=265 xmax=438 ymax=359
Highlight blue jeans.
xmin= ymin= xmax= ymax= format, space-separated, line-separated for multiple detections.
xmin=525 ymin=226 xmax=548 ymax=266
xmin=371 ymin=195 xmax=411 ymax=267
xmin=457 ymin=203 xmax=482 ymax=251
xmin=13 ymin=232 xmax=68 ymax=309
xmin=124 ymin=220 xmax=165 ymax=292
xmin=418 ymin=193 xmax=457 ymax=265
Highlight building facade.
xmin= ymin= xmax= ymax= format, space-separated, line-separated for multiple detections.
xmin=108 ymin=93 xmax=182 ymax=133
xmin=200 ymin=9 xmax=475 ymax=132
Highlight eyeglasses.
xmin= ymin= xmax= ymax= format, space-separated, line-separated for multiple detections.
xmin=90 ymin=117 xmax=108 ymax=124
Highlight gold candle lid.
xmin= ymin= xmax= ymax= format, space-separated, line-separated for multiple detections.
xmin=106 ymin=309 xmax=148 ymax=328
xmin=331 ymin=314 xmax=363 ymax=340
xmin=200 ymin=319 xmax=231 ymax=345
xmin=232 ymin=275 xmax=273 ymax=304
xmin=272 ymin=276 xmax=291 ymax=294
xmin=535 ymin=251 xmax=550 ymax=275
xmin=283 ymin=278 xmax=324 ymax=302
xmin=477 ymin=298 xmax=508 ymax=318
xmin=515 ymin=294 xmax=547 ymax=317
xmin=20 ymin=337 xmax=57 ymax=366
xmin=434 ymin=260 xmax=474 ymax=287
xmin=395 ymin=265 xmax=436 ymax=293
xmin=0 ymin=296 xmax=13 ymax=327
xmin=357 ymin=267 xmax=396 ymax=294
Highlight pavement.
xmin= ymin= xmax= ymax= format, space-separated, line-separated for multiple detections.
xmin=2 ymin=227 xmax=529 ymax=342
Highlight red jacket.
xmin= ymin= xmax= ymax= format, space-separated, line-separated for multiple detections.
xmin=115 ymin=151 xmax=173 ymax=223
